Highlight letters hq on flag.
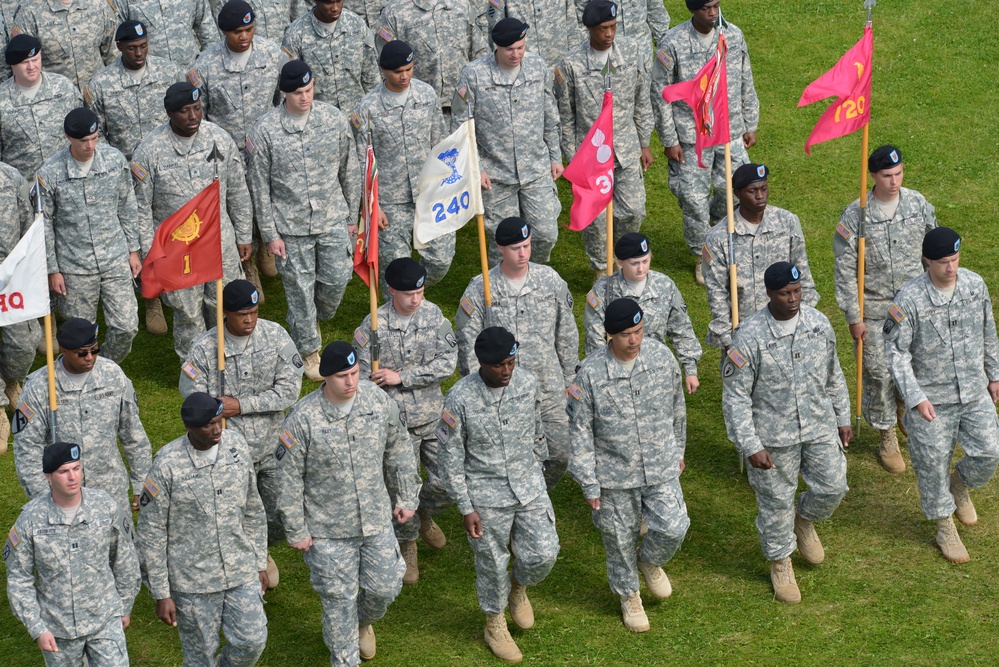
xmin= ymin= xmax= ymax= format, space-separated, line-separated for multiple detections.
xmin=141 ymin=180 xmax=223 ymax=299
xmin=563 ymin=89 xmax=614 ymax=231
xmin=413 ymin=119 xmax=484 ymax=249
xmin=354 ymin=142 xmax=379 ymax=287
xmin=0 ymin=213 xmax=49 ymax=326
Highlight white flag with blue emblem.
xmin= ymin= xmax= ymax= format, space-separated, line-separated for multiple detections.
xmin=413 ymin=119 xmax=484 ymax=249
xmin=0 ymin=213 xmax=50 ymax=326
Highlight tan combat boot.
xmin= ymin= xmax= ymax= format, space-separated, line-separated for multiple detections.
xmin=936 ymin=516 xmax=970 ymax=563
xmin=257 ymin=247 xmax=278 ymax=278
xmin=144 ymin=298 xmax=168 ymax=336
xmin=418 ymin=510 xmax=446 ymax=549
xmin=694 ymin=261 xmax=705 ymax=286
xmin=770 ymin=557 xmax=801 ymax=604
xmin=950 ymin=471 xmax=978 ymax=526
xmin=265 ymin=554 xmax=279 ymax=590
xmin=895 ymin=398 xmax=908 ymax=438
xmin=878 ymin=428 xmax=905 ymax=474
xmin=619 ymin=592 xmax=650 ymax=632
xmin=793 ymin=514 xmax=825 ymax=565
xmin=636 ymin=550 xmax=672 ymax=599
xmin=3 ymin=378 xmax=21 ymax=411
xmin=508 ymin=572 xmax=534 ymax=629
xmin=400 ymin=540 xmax=419 ymax=585
xmin=242 ymin=258 xmax=265 ymax=304
xmin=358 ymin=623 xmax=376 ymax=660
xmin=484 ymin=613 xmax=522 ymax=663
xmin=0 ymin=411 xmax=10 ymax=456
xmin=302 ymin=351 xmax=322 ymax=382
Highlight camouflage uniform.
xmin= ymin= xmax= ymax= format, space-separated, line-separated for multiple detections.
xmin=354 ymin=298 xmax=458 ymax=542
xmin=883 ymin=269 xmax=999 ymax=520
xmin=118 ymin=0 xmax=219 ymax=70
xmin=651 ymin=20 xmax=759 ymax=255
xmin=180 ymin=318 xmax=304 ymax=540
xmin=14 ymin=357 xmax=152 ymax=515
xmin=274 ymin=381 xmax=420 ymax=667
xmin=573 ymin=0 xmax=668 ymax=67
xmin=138 ymin=430 xmax=268 ymax=667
xmin=437 ymin=368 xmax=559 ymax=614
xmin=583 ymin=270 xmax=700 ymax=375
xmin=281 ymin=8 xmax=378 ymax=111
xmin=4 ymin=488 xmax=140 ymax=667
xmin=38 ymin=143 xmax=141 ymax=363
xmin=349 ymin=79 xmax=453 ymax=290
xmin=132 ymin=120 xmax=252 ymax=359
xmin=12 ymin=0 xmax=118 ymax=90
xmin=84 ymin=54 xmax=185 ymax=160
xmin=486 ymin=0 xmax=582 ymax=67
xmin=722 ymin=304 xmax=851 ymax=561
xmin=834 ymin=188 xmax=937 ymax=430
xmin=567 ymin=339 xmax=689 ymax=596
xmin=455 ymin=262 xmax=578 ymax=488
xmin=452 ymin=52 xmax=562 ymax=264
xmin=345 ymin=0 xmax=383 ymax=28
xmin=245 ymin=101 xmax=360 ymax=356
xmin=555 ymin=35 xmax=652 ymax=271
xmin=219 ymin=0 xmax=304 ymax=42
xmin=0 ymin=71 xmax=82 ymax=179
xmin=703 ymin=205 xmax=819 ymax=350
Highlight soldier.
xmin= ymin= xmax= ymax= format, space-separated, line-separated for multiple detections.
xmin=651 ymin=0 xmax=759 ymax=284
xmin=132 ymin=81 xmax=253 ymax=361
xmin=246 ymin=60 xmax=360 ymax=381
xmin=282 ymin=0 xmax=378 ymax=111
xmin=455 ymin=218 xmax=578 ymax=489
xmin=138 ymin=392 xmax=269 ymax=667
xmin=353 ymin=258 xmax=457 ymax=585
xmin=486 ymin=0 xmax=581 ymax=68
xmin=345 ymin=0 xmax=383 ymax=28
xmin=583 ymin=233 xmax=700 ymax=392
xmin=224 ymin=0 xmax=302 ymax=41
xmin=452 ymin=18 xmax=562 ymax=264
xmin=4 ymin=441 xmax=141 ymax=666
xmin=12 ymin=0 xmax=117 ymax=90
xmin=568 ymin=299 xmax=689 ymax=632
xmin=13 ymin=318 xmax=153 ymax=516
xmin=38 ymin=108 xmax=141 ymax=363
xmin=349 ymin=40 xmax=452 ymax=292
xmin=722 ymin=262 xmax=852 ymax=604
xmin=0 ymin=34 xmax=82 ymax=179
xmin=438 ymin=326 xmax=558 ymax=662
xmin=555 ymin=0 xmax=653 ymax=275
xmin=703 ymin=163 xmax=818 ymax=352
xmin=573 ymin=0 xmax=667 ymax=67
xmin=274 ymin=341 xmax=420 ymax=666
xmin=118 ymin=0 xmax=219 ymax=70
xmin=834 ymin=145 xmax=937 ymax=474
xmin=883 ymin=227 xmax=999 ymax=563
xmin=180 ymin=279 xmax=304 ymax=587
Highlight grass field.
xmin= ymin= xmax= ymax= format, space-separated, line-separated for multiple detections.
xmin=4 ymin=0 xmax=999 ymax=664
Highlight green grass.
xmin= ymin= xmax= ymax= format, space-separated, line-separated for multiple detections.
xmin=4 ymin=0 xmax=999 ymax=664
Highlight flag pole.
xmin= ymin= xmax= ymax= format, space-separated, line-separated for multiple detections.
xmin=35 ymin=178 xmax=58 ymax=443
xmin=366 ymin=123 xmax=381 ymax=373
xmin=604 ymin=72 xmax=614 ymax=276
xmin=469 ymin=102 xmax=493 ymax=326
xmin=856 ymin=1 xmax=874 ymax=434
xmin=207 ymin=143 xmax=226 ymax=428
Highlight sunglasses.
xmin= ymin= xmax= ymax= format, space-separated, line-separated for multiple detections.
xmin=74 ymin=346 xmax=100 ymax=358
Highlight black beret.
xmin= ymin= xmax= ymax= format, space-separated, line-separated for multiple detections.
xmin=604 ymin=298 xmax=643 ymax=335
xmin=582 ymin=0 xmax=617 ymax=27
xmin=868 ymin=144 xmax=902 ymax=172
xmin=164 ymin=82 xmax=201 ymax=112
xmin=922 ymin=227 xmax=961 ymax=261
xmin=6 ymin=34 xmax=42 ymax=66
xmin=57 ymin=318 xmax=98 ymax=349
xmin=491 ymin=17 xmax=529 ymax=47
xmin=764 ymin=262 xmax=802 ymax=291
xmin=218 ymin=0 xmax=255 ymax=31
xmin=686 ymin=0 xmax=709 ymax=10
xmin=64 ymin=108 xmax=99 ymax=139
xmin=279 ymin=59 xmax=312 ymax=93
xmin=732 ymin=163 xmax=768 ymax=189
xmin=615 ymin=232 xmax=650 ymax=260
xmin=181 ymin=392 xmax=224 ymax=427
xmin=474 ymin=327 xmax=518 ymax=365
xmin=495 ymin=217 xmax=531 ymax=246
xmin=222 ymin=279 xmax=259 ymax=311
xmin=319 ymin=341 xmax=358 ymax=376
xmin=115 ymin=20 xmax=147 ymax=42
xmin=379 ymin=40 xmax=414 ymax=69
xmin=43 ymin=441 xmax=81 ymax=474
xmin=385 ymin=257 xmax=426 ymax=291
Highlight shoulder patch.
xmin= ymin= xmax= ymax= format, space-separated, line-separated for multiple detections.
xmin=187 ymin=70 xmax=203 ymax=87
xmin=83 ymin=85 xmax=93 ymax=105
xmin=131 ymin=162 xmax=147 ymax=181
xmin=292 ymin=353 xmax=303 ymax=368
xmin=702 ymin=244 xmax=712 ymax=264
xmin=16 ymin=401 xmax=33 ymax=421
xmin=182 ymin=362 xmax=199 ymax=380
xmin=656 ymin=49 xmax=673 ymax=70
xmin=835 ymin=222 xmax=852 ymax=241
xmin=282 ymin=46 xmax=295 ymax=59
xmin=488 ymin=0 xmax=501 ymax=6
xmin=888 ymin=303 xmax=906 ymax=324
xmin=727 ymin=348 xmax=747 ymax=368
xmin=377 ymin=27 xmax=395 ymax=43
xmin=245 ymin=136 xmax=254 ymax=154
xmin=11 ymin=402 xmax=32 ymax=434
xmin=350 ymin=111 xmax=361 ymax=130
xmin=722 ymin=360 xmax=736 ymax=377
xmin=554 ymin=66 xmax=565 ymax=87
xmin=279 ymin=430 xmax=297 ymax=449
xmin=586 ymin=290 xmax=600 ymax=309
xmin=143 ymin=477 xmax=160 ymax=498
xmin=568 ymin=384 xmax=582 ymax=400
xmin=7 ymin=527 xmax=20 ymax=548
xmin=354 ymin=329 xmax=369 ymax=348
xmin=883 ymin=318 xmax=896 ymax=335
xmin=460 ymin=297 xmax=475 ymax=316
xmin=441 ymin=409 xmax=457 ymax=428
xmin=456 ymin=85 xmax=469 ymax=103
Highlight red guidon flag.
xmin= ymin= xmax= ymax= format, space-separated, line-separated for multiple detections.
xmin=563 ymin=89 xmax=614 ymax=231
xmin=141 ymin=180 xmax=222 ymax=298
xmin=353 ymin=142 xmax=379 ymax=288
xmin=798 ymin=25 xmax=873 ymax=154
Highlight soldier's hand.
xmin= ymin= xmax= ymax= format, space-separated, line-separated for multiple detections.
xmin=121 ymin=615 xmax=131 ymax=630
xmin=463 ymin=511 xmax=483 ymax=539
xmin=348 ymin=224 xmax=358 ymax=240
xmin=237 ymin=244 xmax=253 ymax=262
xmin=48 ymin=273 xmax=67 ymax=296
xmin=155 ymin=598 xmax=178 ymax=626
xmin=664 ymin=144 xmax=684 ymax=163
xmin=266 ymin=239 xmax=287 ymax=259
xmin=371 ymin=369 xmax=401 ymax=387
xmin=685 ymin=375 xmax=699 ymax=394
xmin=36 ymin=631 xmax=58 ymax=653
xmin=131 ymin=494 xmax=140 ymax=512
xmin=128 ymin=252 xmax=142 ymax=278
xmin=989 ymin=380 xmax=999 ymax=403
xmin=743 ymin=131 xmax=757 ymax=149
xmin=394 ymin=507 xmax=415 ymax=524
xmin=290 ymin=536 xmax=313 ymax=552
xmin=916 ymin=400 xmax=936 ymax=422
xmin=585 ymin=497 xmax=600 ymax=511
xmin=849 ymin=322 xmax=866 ymax=343
xmin=481 ymin=171 xmax=493 ymax=190
xmin=258 ymin=570 xmax=269 ymax=592
xmin=679 ymin=459 xmax=686 ymax=474
xmin=377 ymin=209 xmax=389 ymax=230
xmin=640 ymin=147 xmax=654 ymax=171
xmin=838 ymin=426 xmax=854 ymax=449
xmin=748 ymin=450 xmax=774 ymax=469
xmin=221 ymin=396 xmax=241 ymax=417
xmin=551 ymin=162 xmax=564 ymax=181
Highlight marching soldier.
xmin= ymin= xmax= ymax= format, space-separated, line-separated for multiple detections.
xmin=486 ymin=0 xmax=581 ymax=68
xmin=572 ymin=0 xmax=668 ymax=67
xmin=118 ymin=0 xmax=219 ymax=70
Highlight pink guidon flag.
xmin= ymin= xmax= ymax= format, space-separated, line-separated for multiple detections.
xmin=563 ymin=89 xmax=614 ymax=231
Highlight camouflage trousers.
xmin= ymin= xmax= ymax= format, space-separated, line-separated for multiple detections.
xmin=468 ymin=493 xmax=559 ymax=615
xmin=43 ymin=615 xmax=128 ymax=667
xmin=276 ymin=232 xmax=352 ymax=356
xmin=591 ymin=479 xmax=689 ymax=596
xmin=303 ymin=529 xmax=405 ymax=667
xmin=161 ymin=256 xmax=243 ymax=361
xmin=254 ymin=453 xmax=285 ymax=545
xmin=581 ymin=160 xmax=646 ymax=271
xmin=394 ymin=420 xmax=454 ymax=543
xmin=541 ymin=394 xmax=569 ymax=490
xmin=905 ymin=394 xmax=999 ymax=520
xmin=667 ymin=141 xmax=749 ymax=255
xmin=172 ymin=581 xmax=267 ymax=667
xmin=746 ymin=438 xmax=848 ymax=561
xmin=482 ymin=176 xmax=561 ymax=267
xmin=859 ymin=316 xmax=898 ymax=430
xmin=380 ymin=202 xmax=456 ymax=296
xmin=0 ymin=318 xmax=40 ymax=404
xmin=56 ymin=264 xmax=138 ymax=363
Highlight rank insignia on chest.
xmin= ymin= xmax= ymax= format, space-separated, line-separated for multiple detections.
xmin=280 ymin=430 xmax=297 ymax=449
xmin=182 ymin=362 xmax=199 ymax=379
xmin=586 ymin=291 xmax=599 ymax=309
xmin=568 ymin=384 xmax=582 ymax=400
xmin=131 ymin=163 xmax=147 ymax=181
xmin=702 ymin=244 xmax=712 ymax=264
xmin=835 ymin=222 xmax=852 ymax=241
xmin=460 ymin=297 xmax=475 ymax=316
xmin=727 ymin=348 xmax=747 ymax=368
xmin=441 ymin=410 xmax=457 ymax=428
xmin=888 ymin=303 xmax=906 ymax=324
xmin=656 ymin=49 xmax=673 ymax=70
xmin=554 ymin=67 xmax=565 ymax=86
xmin=354 ymin=329 xmax=369 ymax=348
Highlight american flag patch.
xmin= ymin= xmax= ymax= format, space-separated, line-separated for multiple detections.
xmin=835 ymin=222 xmax=852 ymax=241
xmin=460 ymin=297 xmax=474 ymax=316
xmin=245 ymin=136 xmax=254 ymax=154
xmin=441 ymin=410 xmax=456 ymax=428
xmin=131 ymin=163 xmax=147 ymax=181
xmin=727 ymin=348 xmax=747 ymax=368
xmin=656 ymin=49 xmax=672 ymax=70
xmin=568 ymin=384 xmax=582 ymax=400
xmin=17 ymin=402 xmax=33 ymax=421
xmin=182 ymin=362 xmax=199 ymax=379
xmin=350 ymin=112 xmax=361 ymax=129
xmin=554 ymin=67 xmax=565 ymax=86
xmin=586 ymin=291 xmax=599 ymax=308
xmin=143 ymin=478 xmax=160 ymax=498
xmin=354 ymin=329 xmax=369 ymax=347
xmin=7 ymin=527 xmax=19 ymax=548
xmin=378 ymin=27 xmax=394 ymax=43
xmin=888 ymin=304 xmax=906 ymax=323
xmin=280 ymin=430 xmax=297 ymax=449
xmin=187 ymin=70 xmax=202 ymax=87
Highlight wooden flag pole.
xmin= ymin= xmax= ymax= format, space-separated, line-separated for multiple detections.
xmin=468 ymin=109 xmax=494 ymax=327
xmin=723 ymin=143 xmax=743 ymax=473
xmin=856 ymin=124 xmax=869 ymax=433
xmin=216 ymin=276 xmax=225 ymax=429
xmin=33 ymin=178 xmax=58 ymax=443
xmin=605 ymin=201 xmax=614 ymax=276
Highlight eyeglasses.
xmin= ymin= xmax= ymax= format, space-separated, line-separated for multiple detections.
xmin=74 ymin=346 xmax=100 ymax=358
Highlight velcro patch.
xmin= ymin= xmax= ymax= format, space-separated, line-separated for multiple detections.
xmin=350 ymin=112 xmax=361 ymax=129
xmin=245 ymin=136 xmax=254 ymax=154
xmin=554 ymin=67 xmax=565 ymax=86
xmin=888 ymin=304 xmax=906 ymax=323
xmin=586 ymin=290 xmax=599 ymax=309
xmin=7 ymin=527 xmax=20 ymax=548
xmin=435 ymin=424 xmax=450 ymax=444
xmin=378 ymin=27 xmax=394 ymax=43
xmin=275 ymin=443 xmax=286 ymax=461
xmin=187 ymin=70 xmax=203 ymax=87
xmin=17 ymin=401 xmax=33 ymax=422
xmin=835 ymin=222 xmax=852 ymax=241
xmin=131 ymin=163 xmax=147 ymax=181
xmin=702 ymin=244 xmax=712 ymax=264
xmin=656 ymin=49 xmax=673 ymax=70
xmin=182 ymin=362 xmax=199 ymax=379
xmin=568 ymin=384 xmax=582 ymax=400
xmin=143 ymin=478 xmax=160 ymax=498
xmin=354 ymin=329 xmax=369 ymax=347
xmin=460 ymin=297 xmax=474 ymax=316
xmin=441 ymin=410 xmax=456 ymax=428
xmin=727 ymin=348 xmax=747 ymax=368
xmin=280 ymin=430 xmax=296 ymax=449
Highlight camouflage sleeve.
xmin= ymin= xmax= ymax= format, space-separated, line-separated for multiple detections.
xmin=245 ymin=124 xmax=278 ymax=243
xmin=532 ymin=379 xmax=547 ymax=462
xmin=450 ymin=66 xmax=474 ymax=130
xmin=131 ymin=143 xmax=155 ymax=256
xmin=822 ymin=318 xmax=851 ymax=427
xmin=646 ymin=0 xmax=670 ymax=45
xmin=738 ymin=37 xmax=759 ymax=134
xmin=437 ymin=393 xmax=473 ymax=515
xmin=981 ymin=283 xmax=999 ymax=381
xmin=582 ymin=284 xmax=606 ymax=357
xmin=634 ymin=50 xmax=654 ymax=149
xmin=382 ymin=398 xmax=421 ymax=510
xmin=348 ymin=101 xmax=367 ymax=169
xmin=398 ymin=315 xmax=458 ymax=389
xmin=273 ymin=416 xmax=310 ymax=543
xmin=189 ymin=65 xmax=209 ymax=120
xmin=554 ymin=279 xmax=579 ymax=387
xmin=137 ymin=460 xmax=172 ymax=600
xmin=669 ymin=355 xmax=686 ymax=456
xmin=12 ymin=388 xmax=51 ymax=499
xmin=38 ymin=173 xmax=58 ymax=274
xmin=179 ymin=341 xmax=213 ymax=397
xmin=789 ymin=212 xmax=819 ymax=307
xmin=84 ymin=81 xmax=109 ymax=144
xmin=566 ymin=370 xmax=599 ymax=499
xmin=882 ymin=295 xmax=925 ymax=408
xmin=4 ymin=515 xmax=47 ymax=638
xmin=354 ymin=316 xmax=374 ymax=376
xmin=339 ymin=114 xmax=362 ymax=225
xmin=454 ymin=282 xmax=485 ymax=377
xmin=238 ymin=439 xmax=268 ymax=571
xmin=832 ymin=204 xmax=861 ymax=324
xmin=543 ymin=65 xmax=562 ymax=163
xmin=721 ymin=337 xmax=764 ymax=457
xmin=194 ymin=0 xmax=221 ymax=50
xmin=702 ymin=233 xmax=734 ymax=349
xmin=430 ymin=103 xmax=446 ymax=146
xmin=665 ymin=286 xmax=701 ymax=376
xmin=553 ymin=59 xmax=576 ymax=162
xmin=922 ymin=196 xmax=938 ymax=232
xmin=117 ymin=377 xmax=152 ymax=492
xmin=650 ymin=45 xmax=679 ymax=147
xmin=361 ymin=30 xmax=379 ymax=94
xmin=110 ymin=505 xmax=140 ymax=617
xmin=15 ymin=171 xmax=31 ymax=237
xmin=100 ymin=4 xmax=117 ymax=66
xmin=240 ymin=335 xmax=303 ymax=414
xmin=115 ymin=152 xmax=141 ymax=253
xmin=222 ymin=136 xmax=254 ymax=244
xmin=469 ymin=4 xmax=488 ymax=58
